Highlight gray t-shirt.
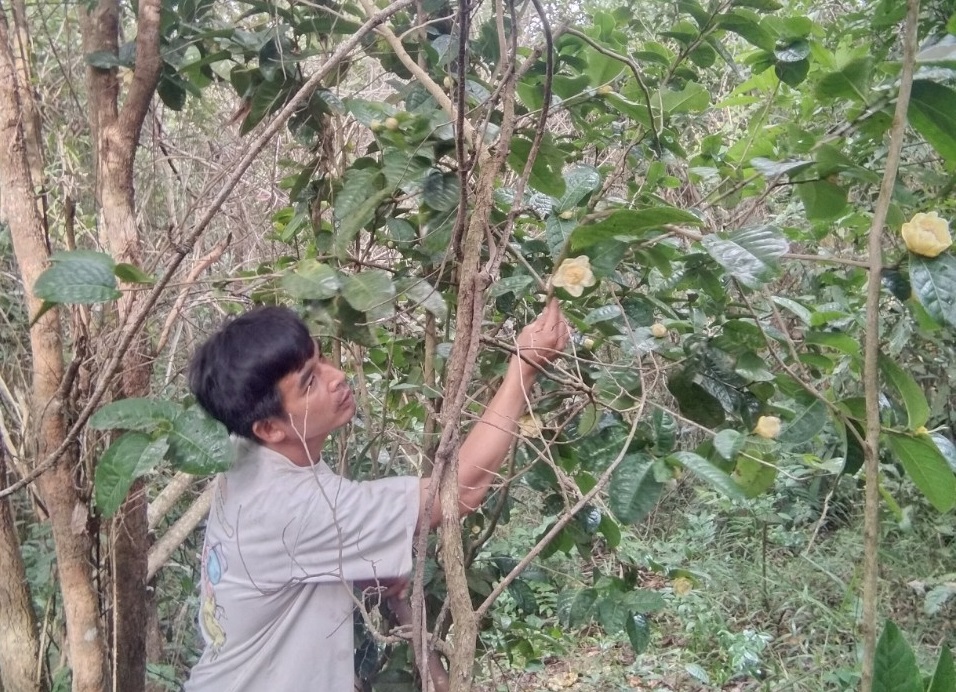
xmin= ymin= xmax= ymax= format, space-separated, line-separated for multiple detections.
xmin=184 ymin=439 xmax=420 ymax=691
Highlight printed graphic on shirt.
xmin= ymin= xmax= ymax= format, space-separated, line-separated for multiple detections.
xmin=199 ymin=542 xmax=228 ymax=657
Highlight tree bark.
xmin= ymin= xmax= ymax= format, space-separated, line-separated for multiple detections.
xmin=0 ymin=5 xmax=110 ymax=691
xmin=0 ymin=449 xmax=43 ymax=692
xmin=80 ymin=0 xmax=163 ymax=689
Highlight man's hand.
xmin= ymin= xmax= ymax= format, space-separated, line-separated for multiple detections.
xmin=514 ymin=299 xmax=568 ymax=374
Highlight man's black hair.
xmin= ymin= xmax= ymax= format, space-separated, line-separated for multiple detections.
xmin=189 ymin=306 xmax=315 ymax=439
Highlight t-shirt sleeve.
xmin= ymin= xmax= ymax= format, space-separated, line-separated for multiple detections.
xmin=275 ymin=472 xmax=420 ymax=584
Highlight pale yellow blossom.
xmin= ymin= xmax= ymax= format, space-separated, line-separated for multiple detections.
xmin=551 ymin=256 xmax=597 ymax=297
xmin=753 ymin=415 xmax=781 ymax=439
xmin=902 ymin=211 xmax=952 ymax=258
xmin=672 ymin=576 xmax=693 ymax=596
xmin=650 ymin=323 xmax=667 ymax=338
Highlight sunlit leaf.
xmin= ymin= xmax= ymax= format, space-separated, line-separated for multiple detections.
xmin=909 ymin=80 xmax=956 ymax=169
xmin=89 ymin=398 xmax=181 ymax=433
xmin=341 ymin=270 xmax=395 ymax=322
xmin=281 ymin=261 xmax=342 ymax=300
xmin=700 ymin=225 xmax=788 ymax=288
xmin=571 ymin=207 xmax=702 ymax=250
xmin=797 ymin=180 xmax=848 ymax=220
xmin=885 ymin=432 xmax=956 ymax=512
xmin=879 ymin=355 xmax=930 ymax=430
xmin=95 ymin=434 xmax=168 ymax=517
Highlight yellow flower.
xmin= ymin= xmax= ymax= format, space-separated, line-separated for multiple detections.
xmin=672 ymin=576 xmax=693 ymax=596
xmin=551 ymin=256 xmax=597 ymax=297
xmin=901 ymin=211 xmax=952 ymax=258
xmin=753 ymin=415 xmax=781 ymax=439
xmin=650 ymin=323 xmax=667 ymax=338
xmin=518 ymin=414 xmax=543 ymax=438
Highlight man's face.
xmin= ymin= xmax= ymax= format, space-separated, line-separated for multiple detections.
xmin=274 ymin=342 xmax=355 ymax=447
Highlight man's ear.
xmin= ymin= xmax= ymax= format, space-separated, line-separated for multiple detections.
xmin=251 ymin=417 xmax=287 ymax=444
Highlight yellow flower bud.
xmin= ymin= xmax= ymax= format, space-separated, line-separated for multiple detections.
xmin=753 ymin=415 xmax=781 ymax=439
xmin=384 ymin=116 xmax=400 ymax=131
xmin=901 ymin=211 xmax=952 ymax=258
xmin=596 ymin=85 xmax=614 ymax=96
xmin=551 ymin=256 xmax=597 ymax=298
xmin=650 ymin=323 xmax=667 ymax=338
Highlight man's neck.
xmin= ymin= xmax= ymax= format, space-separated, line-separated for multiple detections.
xmin=262 ymin=436 xmax=326 ymax=467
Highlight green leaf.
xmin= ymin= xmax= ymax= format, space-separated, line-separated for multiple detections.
xmin=95 ymin=433 xmax=168 ymax=518
xmin=625 ymin=613 xmax=651 ymax=654
xmin=33 ymin=250 xmax=121 ymax=304
xmin=86 ymin=50 xmax=131 ymax=69
xmin=926 ymin=644 xmax=955 ymax=692
xmin=167 ymin=407 xmax=233 ymax=475
xmin=653 ymin=410 xmax=677 ymax=453
xmin=732 ymin=453 xmax=777 ymax=497
xmin=281 ymin=261 xmax=342 ymax=301
xmin=930 ymin=433 xmax=956 ymax=473
xmin=422 ymin=170 xmax=460 ymax=211
xmin=778 ymin=396 xmax=828 ymax=445
xmin=713 ymin=429 xmax=745 ymax=460
xmin=909 ymin=81 xmax=956 ymax=169
xmin=797 ymin=180 xmax=848 ymax=220
xmin=89 ymin=398 xmax=181 ymax=433
xmin=669 ymin=451 xmax=747 ymax=502
xmin=879 ymin=355 xmax=930 ymax=430
xmin=700 ymin=225 xmax=788 ymax=288
xmin=507 ymin=136 xmax=566 ymax=198
xmin=571 ymin=207 xmax=702 ymax=250
xmin=333 ymin=167 xmax=392 ymax=258
xmin=872 ymin=621 xmax=923 ymax=692
xmin=114 ymin=263 xmax=155 ymax=285
xmin=775 ymin=58 xmax=810 ymax=87
xmin=657 ymin=81 xmax=710 ymax=113
xmin=910 ymin=254 xmax=956 ymax=329
xmin=885 ymin=432 xmax=956 ymax=512
xmin=815 ymin=58 xmax=872 ymax=102
xmin=668 ymin=369 xmax=726 ymax=428
xmin=395 ymin=277 xmax=447 ymax=322
xmin=341 ymin=270 xmax=396 ymax=322
xmin=608 ymin=454 xmax=664 ymax=524
xmin=557 ymin=164 xmax=601 ymax=211
xmin=241 ymin=79 xmax=291 ymax=135
xmin=545 ymin=214 xmax=577 ymax=258
xmin=774 ymin=39 xmax=809 ymax=63
xmin=382 ymin=151 xmax=431 ymax=189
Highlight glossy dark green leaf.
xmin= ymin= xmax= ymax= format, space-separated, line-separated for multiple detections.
xmin=95 ymin=433 xmax=168 ymax=518
xmin=872 ymin=621 xmax=923 ymax=692
xmin=700 ymin=225 xmax=788 ymax=288
xmin=608 ymin=454 xmax=664 ymax=524
xmin=89 ymin=398 xmax=181 ymax=433
xmin=885 ymin=432 xmax=956 ymax=512
xmin=910 ymin=254 xmax=956 ymax=329
xmin=558 ymin=165 xmax=601 ymax=210
xmin=571 ymin=207 xmax=702 ymax=250
xmin=167 ymin=407 xmax=233 ymax=475
xmin=34 ymin=250 xmax=121 ymax=305
xmin=507 ymin=137 xmax=566 ymax=198
xmin=775 ymin=57 xmax=810 ymax=86
xmin=668 ymin=370 xmax=726 ymax=428
xmin=778 ymin=397 xmax=828 ymax=445
xmin=653 ymin=410 xmax=677 ymax=453
xmin=86 ymin=50 xmax=131 ymax=69
xmin=750 ymin=157 xmax=812 ymax=178
xmin=382 ymin=151 xmax=431 ymax=189
xmin=718 ymin=11 xmax=775 ymax=51
xmin=657 ymin=82 xmax=709 ymax=113
xmin=507 ymin=580 xmax=538 ymax=615
xmin=909 ymin=81 xmax=956 ymax=169
xmin=281 ymin=261 xmax=342 ymax=300
xmin=669 ymin=451 xmax=747 ymax=502
xmin=842 ymin=419 xmax=865 ymax=476
xmin=797 ymin=180 xmax=848 ymax=220
xmin=422 ymin=170 xmax=461 ymax=211
xmin=879 ymin=355 xmax=930 ymax=430
xmin=625 ymin=613 xmax=651 ymax=654
xmin=333 ymin=168 xmax=392 ymax=257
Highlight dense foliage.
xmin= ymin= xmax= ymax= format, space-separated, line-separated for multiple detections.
xmin=4 ymin=0 xmax=956 ymax=689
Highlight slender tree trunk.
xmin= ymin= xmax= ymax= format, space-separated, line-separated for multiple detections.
xmin=0 ymin=449 xmax=44 ymax=692
xmin=0 ymin=5 xmax=110 ymax=691
xmin=80 ymin=0 xmax=162 ymax=688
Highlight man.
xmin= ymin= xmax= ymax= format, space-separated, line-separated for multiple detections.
xmin=183 ymin=300 xmax=567 ymax=691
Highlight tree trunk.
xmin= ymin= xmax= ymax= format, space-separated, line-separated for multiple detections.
xmin=0 ymin=5 xmax=110 ymax=692
xmin=0 ymin=450 xmax=44 ymax=692
xmin=81 ymin=0 xmax=162 ymax=688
